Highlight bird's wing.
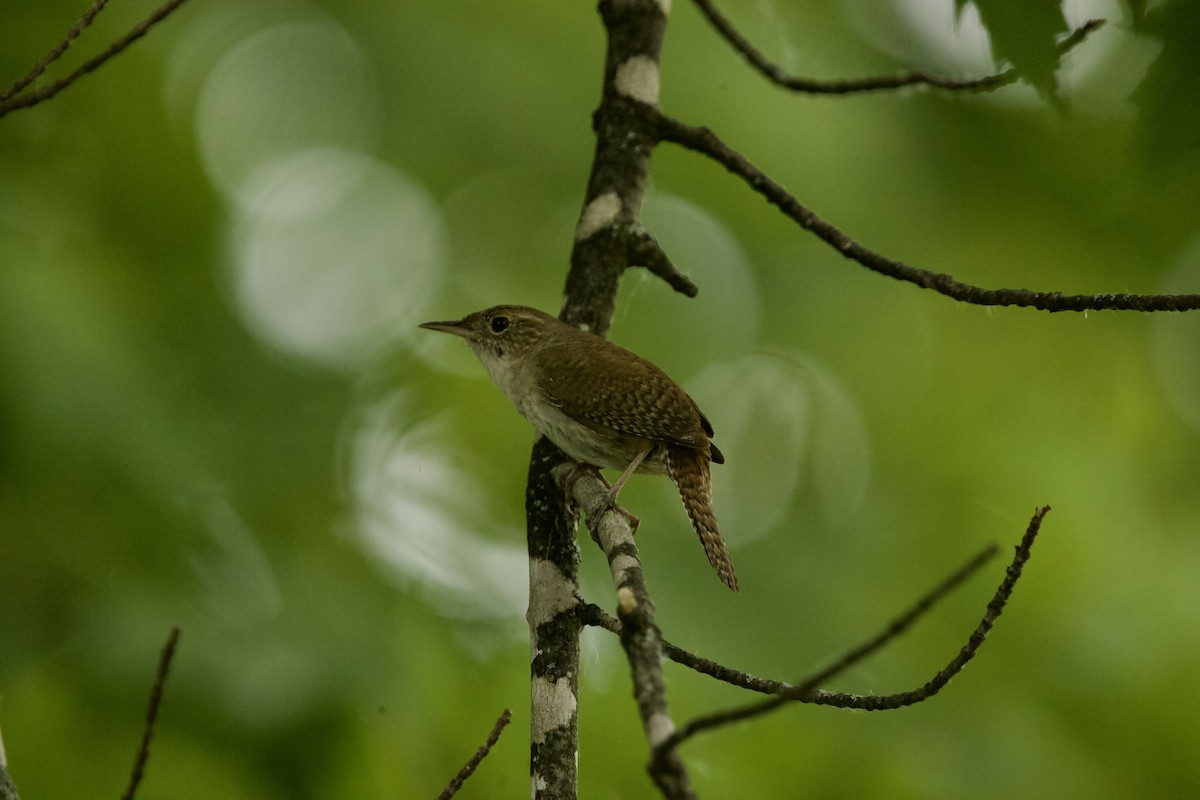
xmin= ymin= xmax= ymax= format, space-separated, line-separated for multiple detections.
xmin=534 ymin=334 xmax=714 ymax=451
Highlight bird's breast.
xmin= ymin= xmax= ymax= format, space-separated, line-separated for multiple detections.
xmin=518 ymin=393 xmax=669 ymax=474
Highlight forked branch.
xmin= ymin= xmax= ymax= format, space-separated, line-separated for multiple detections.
xmin=644 ymin=507 xmax=1048 ymax=764
xmin=692 ymin=0 xmax=1105 ymax=95
xmin=657 ymin=117 xmax=1200 ymax=312
xmin=0 ymin=0 xmax=192 ymax=120
xmin=1 ymin=0 xmax=110 ymax=102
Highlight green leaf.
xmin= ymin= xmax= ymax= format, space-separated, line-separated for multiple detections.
xmin=1124 ymin=0 xmax=1147 ymax=28
xmin=960 ymin=0 xmax=1069 ymax=102
xmin=1130 ymin=1 xmax=1200 ymax=168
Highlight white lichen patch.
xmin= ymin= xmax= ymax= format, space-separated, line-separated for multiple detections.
xmin=614 ymin=55 xmax=660 ymax=106
xmin=645 ymin=710 xmax=676 ymax=748
xmin=575 ymin=191 xmax=622 ymax=241
xmin=531 ymin=675 xmax=578 ymax=743
xmin=527 ymin=557 xmax=579 ymax=625
xmin=616 ymin=585 xmax=638 ymax=614
xmin=611 ymin=552 xmax=639 ymax=584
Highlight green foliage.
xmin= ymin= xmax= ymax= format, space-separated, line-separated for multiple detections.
xmin=1131 ymin=1 xmax=1200 ymax=170
xmin=958 ymin=0 xmax=1068 ymax=99
xmin=2 ymin=0 xmax=1199 ymax=798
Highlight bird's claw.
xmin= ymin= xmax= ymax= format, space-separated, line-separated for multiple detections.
xmin=585 ymin=490 xmax=639 ymax=542
xmin=558 ymin=463 xmax=640 ymax=542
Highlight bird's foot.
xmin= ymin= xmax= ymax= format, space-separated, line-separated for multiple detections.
xmin=559 ymin=463 xmax=639 ymax=542
xmin=585 ymin=489 xmax=640 ymax=542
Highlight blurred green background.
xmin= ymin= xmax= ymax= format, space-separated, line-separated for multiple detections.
xmin=2 ymin=0 xmax=1198 ymax=797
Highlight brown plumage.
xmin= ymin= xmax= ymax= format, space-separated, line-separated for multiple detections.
xmin=667 ymin=444 xmax=738 ymax=591
xmin=420 ymin=305 xmax=739 ymax=592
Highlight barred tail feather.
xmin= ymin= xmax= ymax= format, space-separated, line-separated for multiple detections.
xmin=667 ymin=445 xmax=739 ymax=592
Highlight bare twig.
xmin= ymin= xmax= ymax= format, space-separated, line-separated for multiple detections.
xmin=627 ymin=226 xmax=698 ymax=297
xmin=436 ymin=708 xmax=513 ymax=800
xmin=0 ymin=0 xmax=191 ymax=119
xmin=806 ymin=505 xmax=1047 ymax=711
xmin=1 ymin=0 xmax=110 ymax=102
xmin=645 ymin=507 xmax=1047 ymax=763
xmin=657 ymin=117 xmax=1200 ymax=312
xmin=692 ymin=0 xmax=1104 ymax=95
xmin=121 ymin=627 xmax=181 ymax=800
xmin=587 ymin=542 xmax=995 ymax=702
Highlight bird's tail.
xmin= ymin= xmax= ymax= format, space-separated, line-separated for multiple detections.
xmin=667 ymin=445 xmax=739 ymax=592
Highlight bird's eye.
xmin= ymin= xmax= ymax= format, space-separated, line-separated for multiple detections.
xmin=490 ymin=316 xmax=510 ymax=334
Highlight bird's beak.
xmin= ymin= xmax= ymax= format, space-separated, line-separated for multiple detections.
xmin=418 ymin=319 xmax=471 ymax=338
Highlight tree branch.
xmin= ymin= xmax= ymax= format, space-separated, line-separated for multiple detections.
xmin=691 ymin=0 xmax=1105 ymax=96
xmin=561 ymin=0 xmax=680 ymax=332
xmin=627 ymin=225 xmax=698 ymax=297
xmin=526 ymin=439 xmax=584 ymax=800
xmin=0 ymin=0 xmax=192 ymax=120
xmin=646 ymin=506 xmax=1047 ymax=762
xmin=657 ymin=116 xmax=1200 ymax=312
xmin=436 ymin=709 xmax=513 ymax=800
xmin=1 ymin=0 xmax=109 ymax=102
xmin=532 ymin=0 xmax=697 ymax=797
xmin=557 ymin=464 xmax=696 ymax=800
xmin=121 ymin=627 xmax=181 ymax=800
xmin=808 ymin=505 xmax=1047 ymax=712
xmin=583 ymin=538 xmax=999 ymax=699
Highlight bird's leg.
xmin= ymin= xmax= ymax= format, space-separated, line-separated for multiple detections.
xmin=608 ymin=448 xmax=647 ymax=497
xmin=559 ymin=451 xmax=650 ymax=542
xmin=584 ymin=449 xmax=648 ymax=539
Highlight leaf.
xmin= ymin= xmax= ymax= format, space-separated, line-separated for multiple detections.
xmin=960 ymin=0 xmax=1069 ymax=102
xmin=1130 ymin=1 xmax=1200 ymax=169
xmin=1123 ymin=0 xmax=1147 ymax=29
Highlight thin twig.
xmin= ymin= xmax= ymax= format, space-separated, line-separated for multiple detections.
xmin=121 ymin=627 xmax=181 ymax=800
xmin=627 ymin=226 xmax=699 ymax=297
xmin=1 ymin=0 xmax=110 ymax=102
xmin=436 ymin=708 xmax=513 ymax=800
xmin=657 ymin=117 xmax=1200 ymax=312
xmin=627 ymin=542 xmax=996 ymax=710
xmin=692 ymin=0 xmax=1104 ymax=95
xmin=583 ymin=540 xmax=993 ymax=696
xmin=0 ymin=0 xmax=191 ymax=119
xmin=649 ymin=506 xmax=1047 ymax=762
xmin=807 ymin=505 xmax=1047 ymax=710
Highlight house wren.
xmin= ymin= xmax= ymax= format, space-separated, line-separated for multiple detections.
xmin=420 ymin=305 xmax=738 ymax=592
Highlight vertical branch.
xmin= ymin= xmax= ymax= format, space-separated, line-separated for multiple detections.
xmin=560 ymin=0 xmax=670 ymax=330
xmin=527 ymin=438 xmax=584 ymax=800
xmin=527 ymin=0 xmax=677 ymax=798
xmin=526 ymin=0 xmax=689 ymax=797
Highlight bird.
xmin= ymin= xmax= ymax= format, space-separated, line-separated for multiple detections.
xmin=420 ymin=304 xmax=738 ymax=591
